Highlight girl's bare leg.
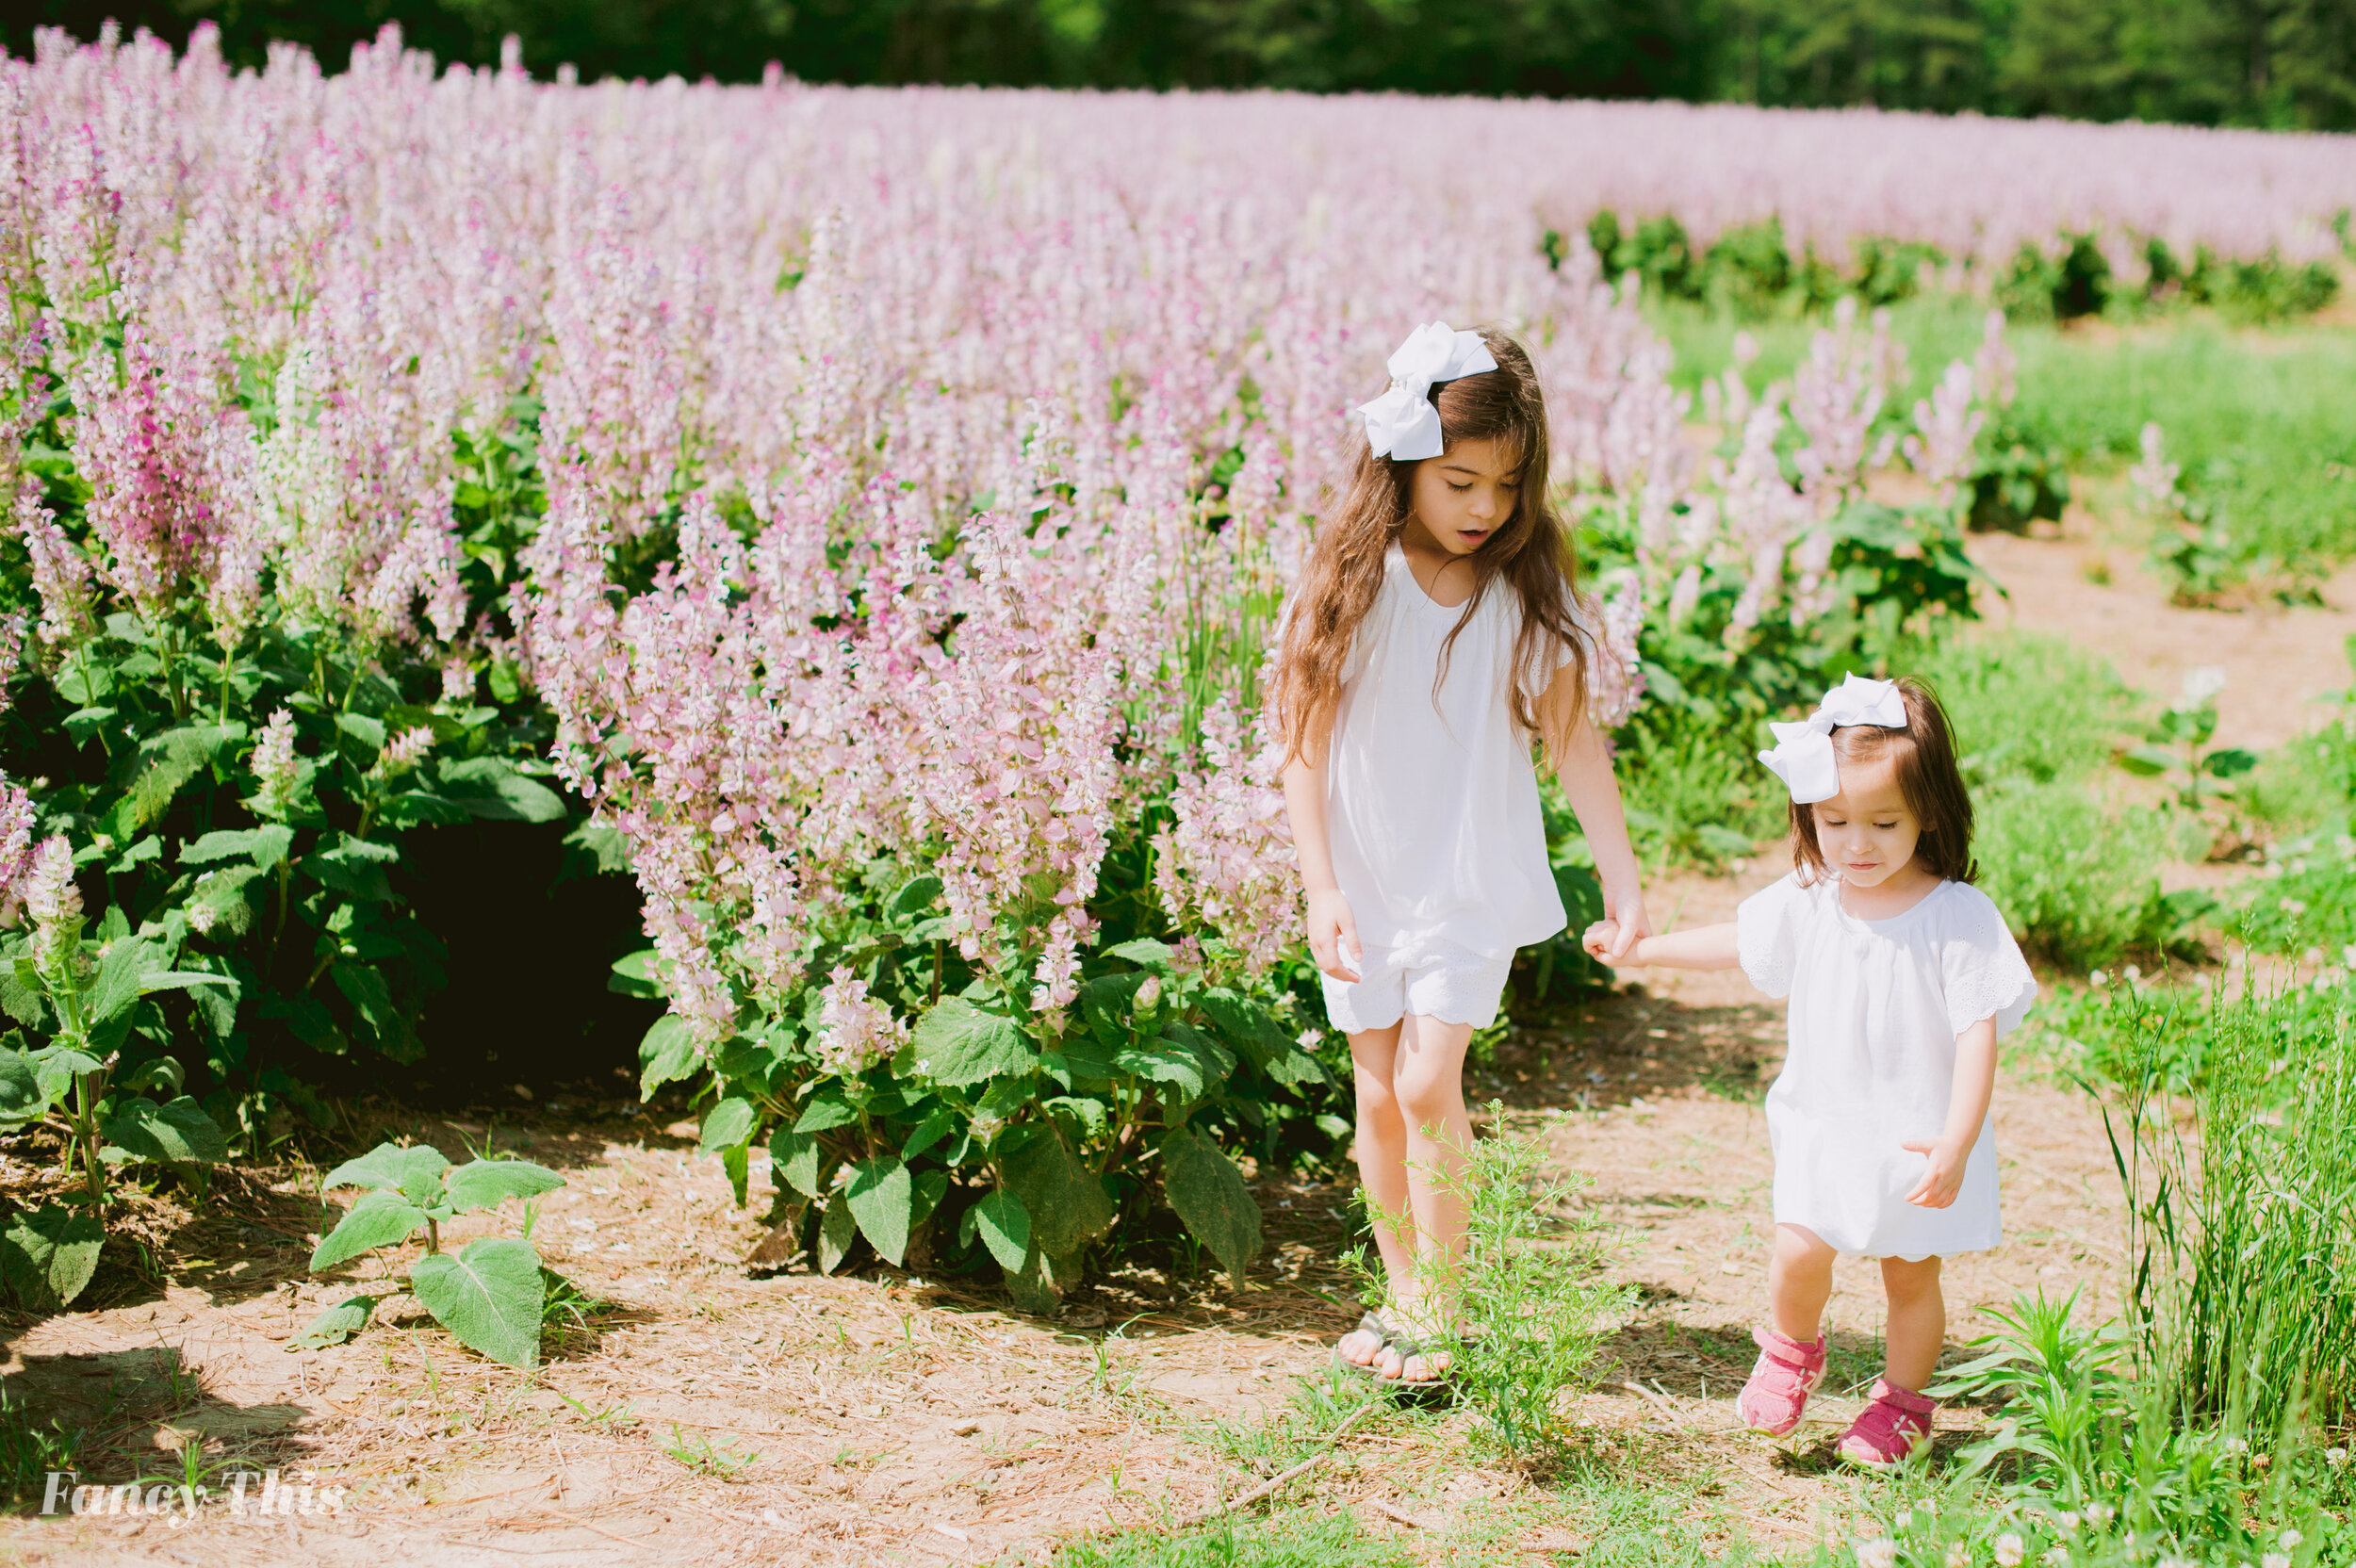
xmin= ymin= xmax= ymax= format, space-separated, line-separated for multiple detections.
xmin=1376 ymin=1012 xmax=1475 ymax=1380
xmin=1769 ymin=1223 xmax=1837 ymax=1342
xmin=1879 ymin=1256 xmax=1945 ymax=1391
xmin=1340 ymin=1022 xmax=1407 ymax=1366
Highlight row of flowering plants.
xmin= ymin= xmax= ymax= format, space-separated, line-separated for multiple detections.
xmin=0 ymin=25 xmax=2035 ymax=1305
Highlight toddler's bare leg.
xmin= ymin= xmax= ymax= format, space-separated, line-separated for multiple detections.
xmin=1879 ymin=1255 xmax=1945 ymax=1391
xmin=1769 ymin=1224 xmax=1837 ymax=1342
xmin=1341 ymin=1023 xmax=1408 ymax=1365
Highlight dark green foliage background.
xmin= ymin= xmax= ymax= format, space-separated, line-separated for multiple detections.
xmin=11 ymin=0 xmax=2355 ymax=132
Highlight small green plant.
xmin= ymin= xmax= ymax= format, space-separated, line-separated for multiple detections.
xmin=2118 ymin=667 xmax=2257 ymax=812
xmin=295 ymin=1140 xmax=567 ymax=1369
xmin=662 ymin=1422 xmax=758 ymax=1480
xmin=1367 ymin=1105 xmax=1629 ymax=1457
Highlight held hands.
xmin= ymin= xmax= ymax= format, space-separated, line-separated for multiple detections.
xmin=1902 ymin=1137 xmax=1970 ymax=1208
xmin=1304 ymin=887 xmax=1364 ymax=983
xmin=1579 ymin=884 xmax=1653 ymax=966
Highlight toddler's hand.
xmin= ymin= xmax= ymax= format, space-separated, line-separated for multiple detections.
xmin=1581 ymin=920 xmax=1641 ymax=965
xmin=1304 ymin=888 xmax=1363 ymax=983
xmin=1901 ymin=1138 xmax=1968 ymax=1208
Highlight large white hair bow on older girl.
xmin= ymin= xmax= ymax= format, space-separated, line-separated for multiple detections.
xmin=1758 ymin=674 xmax=1908 ymax=804
xmin=1356 ymin=322 xmax=1498 ymax=461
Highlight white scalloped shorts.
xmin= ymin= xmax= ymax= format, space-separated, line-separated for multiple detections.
xmin=1319 ymin=938 xmax=1514 ymax=1035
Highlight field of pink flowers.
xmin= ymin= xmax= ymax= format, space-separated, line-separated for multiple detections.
xmin=1 ymin=24 xmax=2350 ymax=1308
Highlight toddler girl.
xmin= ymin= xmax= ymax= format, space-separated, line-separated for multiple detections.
xmin=1584 ymin=674 xmax=2036 ymax=1464
xmin=1275 ymin=322 xmax=1650 ymax=1387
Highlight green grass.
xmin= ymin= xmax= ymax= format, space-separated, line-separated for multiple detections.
xmin=1055 ymin=1511 xmax=1413 ymax=1568
xmin=1648 ymin=297 xmax=2356 ymax=589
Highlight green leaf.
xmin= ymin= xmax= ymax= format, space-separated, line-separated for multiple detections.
xmin=100 ymin=1097 xmax=231 ymax=1165
xmin=901 ymin=1106 xmax=957 ymax=1162
xmin=310 ymin=1189 xmax=431 ymax=1271
xmin=305 ymin=845 xmax=393 ymax=903
xmin=2118 ymin=744 xmax=2176 ymax=776
xmin=0 ymin=1204 xmax=104 ymax=1312
xmin=288 ymin=1294 xmax=384 ymax=1351
xmin=443 ymin=1159 xmax=567 ymax=1216
xmin=181 ymin=826 xmax=296 ymax=869
xmin=999 ymin=1126 xmax=1113 ymax=1260
xmin=107 ymin=834 xmax=161 ymax=874
xmin=0 ymin=1049 xmax=52 ymax=1124
xmin=0 ymin=961 xmax=42 ymax=1030
xmin=88 ymin=937 xmax=155 ymax=1027
xmin=722 ymin=1140 xmax=750 ymax=1208
xmin=969 ymin=1189 xmax=1031 ymax=1273
xmin=2203 ymin=747 xmax=2259 ymax=779
xmin=336 ymin=712 xmax=387 ymax=753
xmin=320 ymin=1141 xmax=450 ymax=1198
xmin=1103 ymin=938 xmax=1176 ymax=972
xmin=408 ymin=1236 xmax=547 ymax=1368
xmin=1077 ymin=972 xmax=1147 ymax=1046
xmin=1114 ymin=1037 xmax=1207 ymax=1101
xmin=332 ymin=964 xmax=401 ymax=1046
xmin=434 ymin=757 xmax=566 ymax=824
xmin=611 ymin=949 xmax=663 ymax=1000
xmin=769 ymin=1127 xmax=823 ymax=1199
xmin=637 ymin=1015 xmax=697 ymax=1101
xmin=697 ymin=1097 xmax=760 ymax=1156
xmin=794 ymin=1089 xmax=859 ymax=1134
xmin=888 ymin=874 xmax=943 ymax=917
xmin=907 ymin=998 xmax=1035 ymax=1086
xmin=1160 ymin=1127 xmax=1263 ymax=1280
xmin=843 ymin=1157 xmax=913 ymax=1266
xmin=817 ymin=1196 xmax=859 ymax=1274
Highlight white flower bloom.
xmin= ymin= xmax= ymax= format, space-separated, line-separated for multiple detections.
xmin=1994 ymin=1534 xmax=2025 ymax=1567
xmin=2278 ymin=1530 xmax=2303 ymax=1549
xmin=1855 ymin=1539 xmax=1896 ymax=1568
xmin=2327 ymin=1446 xmax=2348 ymax=1468
xmin=2041 ymin=1549 xmax=2067 ymax=1567
xmin=2181 ymin=664 xmax=2227 ymax=708
xmin=1945 ymin=1546 xmax=1969 ymax=1568
xmin=2081 ymin=1503 xmax=2114 ymax=1527
xmin=2263 ymin=1553 xmax=2290 ymax=1568
xmin=2055 ymin=1511 xmax=2079 ymax=1530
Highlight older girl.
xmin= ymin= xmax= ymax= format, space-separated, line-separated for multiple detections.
xmin=1275 ymin=322 xmax=1650 ymax=1387
xmin=1585 ymin=675 xmax=2037 ymax=1465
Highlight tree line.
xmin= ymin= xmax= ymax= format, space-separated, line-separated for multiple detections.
xmin=10 ymin=0 xmax=2354 ymax=133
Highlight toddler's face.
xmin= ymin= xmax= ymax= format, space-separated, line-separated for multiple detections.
xmin=1408 ymin=436 xmax=1520 ymax=555
xmin=1810 ymin=752 xmax=1923 ymax=888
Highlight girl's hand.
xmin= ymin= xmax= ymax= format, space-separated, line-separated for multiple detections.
xmin=1901 ymin=1137 xmax=1969 ymax=1208
xmin=1598 ymin=882 xmax=1652 ymax=962
xmin=1581 ymin=920 xmax=1643 ymax=966
xmin=1304 ymin=887 xmax=1363 ymax=983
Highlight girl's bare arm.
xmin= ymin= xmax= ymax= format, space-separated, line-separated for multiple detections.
xmin=1580 ymin=920 xmax=1742 ymax=970
xmin=1540 ymin=666 xmax=1650 ymax=961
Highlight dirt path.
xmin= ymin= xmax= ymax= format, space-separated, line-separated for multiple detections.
xmin=1966 ymin=514 xmax=2356 ymax=752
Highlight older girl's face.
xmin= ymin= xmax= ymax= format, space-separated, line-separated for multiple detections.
xmin=1407 ymin=436 xmax=1519 ymax=555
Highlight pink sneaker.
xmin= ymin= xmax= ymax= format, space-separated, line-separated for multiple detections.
xmin=1736 ymin=1326 xmax=1828 ymax=1436
xmin=1837 ymin=1378 xmax=1937 ymax=1467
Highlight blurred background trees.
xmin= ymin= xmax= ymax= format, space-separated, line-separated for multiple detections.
xmin=9 ymin=0 xmax=2351 ymax=132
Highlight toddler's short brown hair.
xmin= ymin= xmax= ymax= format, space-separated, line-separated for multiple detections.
xmin=1788 ymin=677 xmax=1978 ymax=885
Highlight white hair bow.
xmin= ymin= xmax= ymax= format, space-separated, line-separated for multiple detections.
xmin=1758 ymin=673 xmax=1909 ymax=805
xmin=1355 ymin=321 xmax=1498 ymax=461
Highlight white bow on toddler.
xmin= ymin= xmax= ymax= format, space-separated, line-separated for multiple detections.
xmin=1356 ymin=321 xmax=1497 ymax=461
xmin=1758 ymin=674 xmax=1908 ymax=805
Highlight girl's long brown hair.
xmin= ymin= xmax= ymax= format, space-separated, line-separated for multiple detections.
xmin=1274 ymin=327 xmax=1593 ymax=765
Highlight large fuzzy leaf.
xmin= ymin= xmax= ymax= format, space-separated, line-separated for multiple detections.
xmin=843 ymin=1157 xmax=912 ymax=1266
xmin=0 ymin=1204 xmax=104 ymax=1313
xmin=288 ymin=1294 xmax=383 ymax=1351
xmin=442 ymin=1158 xmax=567 ymax=1216
xmin=906 ymin=998 xmax=1035 ymax=1086
xmin=310 ymin=1189 xmax=431 ymax=1270
xmin=965 ymin=1189 xmax=1031 ymax=1273
xmin=100 ymin=1096 xmax=232 ymax=1165
xmin=320 ymin=1141 xmax=450 ymax=1204
xmin=999 ymin=1127 xmax=1112 ymax=1260
xmin=1161 ymin=1126 xmax=1263 ymax=1281
xmin=434 ymin=758 xmax=566 ymax=824
xmin=0 ymin=1050 xmax=52 ymax=1125
xmin=408 ymin=1236 xmax=546 ymax=1368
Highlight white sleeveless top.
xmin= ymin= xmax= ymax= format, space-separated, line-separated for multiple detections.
xmin=1738 ymin=871 xmax=2037 ymax=1260
xmin=1321 ymin=547 xmax=1584 ymax=964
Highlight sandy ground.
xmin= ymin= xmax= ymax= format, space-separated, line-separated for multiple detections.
xmin=0 ymin=524 xmax=2328 ymax=1564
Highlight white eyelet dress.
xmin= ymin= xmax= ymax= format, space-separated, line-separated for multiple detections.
xmin=1736 ymin=872 xmax=2037 ymax=1260
xmin=1316 ymin=546 xmax=1590 ymax=1034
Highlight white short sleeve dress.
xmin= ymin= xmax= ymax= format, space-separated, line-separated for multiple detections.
xmin=1737 ymin=871 xmax=2037 ymax=1260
